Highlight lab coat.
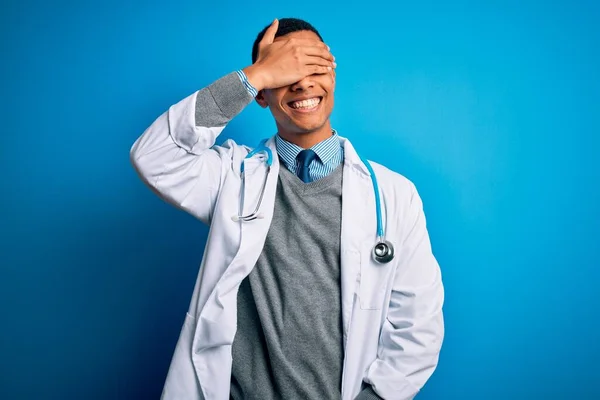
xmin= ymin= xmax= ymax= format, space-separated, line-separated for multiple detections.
xmin=130 ymin=89 xmax=444 ymax=400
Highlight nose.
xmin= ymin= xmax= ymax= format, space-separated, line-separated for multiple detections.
xmin=290 ymin=76 xmax=315 ymax=92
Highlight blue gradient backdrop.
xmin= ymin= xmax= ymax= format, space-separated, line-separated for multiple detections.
xmin=1 ymin=0 xmax=599 ymax=399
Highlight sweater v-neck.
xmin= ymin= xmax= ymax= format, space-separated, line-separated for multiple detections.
xmin=277 ymin=162 xmax=344 ymax=196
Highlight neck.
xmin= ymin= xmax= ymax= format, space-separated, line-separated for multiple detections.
xmin=277 ymin=122 xmax=333 ymax=149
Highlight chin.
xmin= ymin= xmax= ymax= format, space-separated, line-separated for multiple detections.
xmin=289 ymin=115 xmax=329 ymax=131
xmin=291 ymin=122 xmax=325 ymax=133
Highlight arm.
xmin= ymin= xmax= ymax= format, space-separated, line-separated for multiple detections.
xmin=364 ymin=184 xmax=445 ymax=399
xmin=129 ymin=72 xmax=254 ymax=224
xmin=130 ymin=19 xmax=335 ymax=223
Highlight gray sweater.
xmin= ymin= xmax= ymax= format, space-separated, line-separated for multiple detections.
xmin=230 ymin=164 xmax=344 ymax=399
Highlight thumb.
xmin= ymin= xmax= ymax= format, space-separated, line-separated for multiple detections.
xmin=260 ymin=19 xmax=279 ymax=47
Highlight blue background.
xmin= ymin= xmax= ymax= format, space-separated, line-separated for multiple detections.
xmin=1 ymin=0 xmax=599 ymax=398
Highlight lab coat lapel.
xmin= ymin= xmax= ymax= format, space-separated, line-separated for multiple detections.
xmin=193 ymin=136 xmax=280 ymax=400
xmin=339 ymin=137 xmax=374 ymax=345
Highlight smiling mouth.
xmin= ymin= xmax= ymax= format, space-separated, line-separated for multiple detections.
xmin=287 ymin=96 xmax=322 ymax=112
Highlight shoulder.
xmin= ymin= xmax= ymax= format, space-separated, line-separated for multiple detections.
xmin=367 ymin=160 xmax=428 ymax=227
xmin=210 ymin=137 xmax=254 ymax=158
xmin=367 ymin=160 xmax=417 ymax=200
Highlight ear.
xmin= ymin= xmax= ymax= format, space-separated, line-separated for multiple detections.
xmin=255 ymin=90 xmax=269 ymax=108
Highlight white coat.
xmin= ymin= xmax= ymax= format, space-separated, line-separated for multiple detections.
xmin=130 ymin=89 xmax=444 ymax=400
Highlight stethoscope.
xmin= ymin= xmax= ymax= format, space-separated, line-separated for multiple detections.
xmin=232 ymin=139 xmax=395 ymax=264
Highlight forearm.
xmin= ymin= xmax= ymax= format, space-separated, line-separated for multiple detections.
xmin=193 ymin=71 xmax=255 ymax=133
xmin=132 ymin=71 xmax=252 ymax=161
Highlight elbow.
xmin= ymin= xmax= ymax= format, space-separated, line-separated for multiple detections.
xmin=129 ymin=141 xmax=143 ymax=174
xmin=129 ymin=141 xmax=144 ymax=176
xmin=129 ymin=139 xmax=157 ymax=189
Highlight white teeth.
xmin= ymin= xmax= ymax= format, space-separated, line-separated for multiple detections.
xmin=291 ymin=97 xmax=321 ymax=109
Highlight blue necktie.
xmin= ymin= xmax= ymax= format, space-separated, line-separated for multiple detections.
xmin=297 ymin=149 xmax=317 ymax=183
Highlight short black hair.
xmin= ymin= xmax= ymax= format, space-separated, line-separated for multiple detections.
xmin=251 ymin=18 xmax=324 ymax=63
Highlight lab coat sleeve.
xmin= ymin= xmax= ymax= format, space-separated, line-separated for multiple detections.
xmin=130 ymin=72 xmax=254 ymax=224
xmin=365 ymin=183 xmax=445 ymax=400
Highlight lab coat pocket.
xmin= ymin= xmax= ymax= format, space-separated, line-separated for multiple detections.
xmin=359 ymin=252 xmax=392 ymax=310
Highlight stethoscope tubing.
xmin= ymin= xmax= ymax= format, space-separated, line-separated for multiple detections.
xmin=234 ymin=140 xmax=395 ymax=263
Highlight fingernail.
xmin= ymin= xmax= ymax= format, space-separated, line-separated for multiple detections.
xmin=332 ymin=62 xmax=337 ymax=68
xmin=327 ymin=66 xmax=332 ymax=71
xmin=327 ymin=45 xmax=330 ymax=51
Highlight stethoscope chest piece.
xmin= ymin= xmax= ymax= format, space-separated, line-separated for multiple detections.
xmin=373 ymin=240 xmax=394 ymax=264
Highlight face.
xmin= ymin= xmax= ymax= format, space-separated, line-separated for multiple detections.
xmin=256 ymin=30 xmax=336 ymax=138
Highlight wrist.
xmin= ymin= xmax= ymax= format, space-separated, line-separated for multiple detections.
xmin=242 ymin=64 xmax=266 ymax=92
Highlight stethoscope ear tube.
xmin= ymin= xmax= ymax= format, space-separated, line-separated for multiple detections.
xmin=233 ymin=164 xmax=271 ymax=222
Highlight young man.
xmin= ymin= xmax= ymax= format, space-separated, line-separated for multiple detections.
xmin=131 ymin=18 xmax=444 ymax=400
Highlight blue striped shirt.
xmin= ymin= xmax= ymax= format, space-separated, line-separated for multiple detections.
xmin=275 ymin=132 xmax=344 ymax=182
xmin=236 ymin=70 xmax=258 ymax=97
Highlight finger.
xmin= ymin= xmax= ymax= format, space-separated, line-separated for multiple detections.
xmin=304 ymin=55 xmax=337 ymax=68
xmin=302 ymin=46 xmax=335 ymax=62
xmin=305 ymin=65 xmax=333 ymax=76
xmin=289 ymin=39 xmax=330 ymax=50
xmin=260 ymin=19 xmax=279 ymax=47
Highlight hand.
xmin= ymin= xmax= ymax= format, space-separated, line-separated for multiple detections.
xmin=243 ymin=19 xmax=336 ymax=91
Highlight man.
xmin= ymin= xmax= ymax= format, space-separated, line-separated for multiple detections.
xmin=131 ymin=17 xmax=444 ymax=400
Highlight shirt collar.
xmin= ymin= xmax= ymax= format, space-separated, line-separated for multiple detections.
xmin=275 ymin=130 xmax=342 ymax=167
